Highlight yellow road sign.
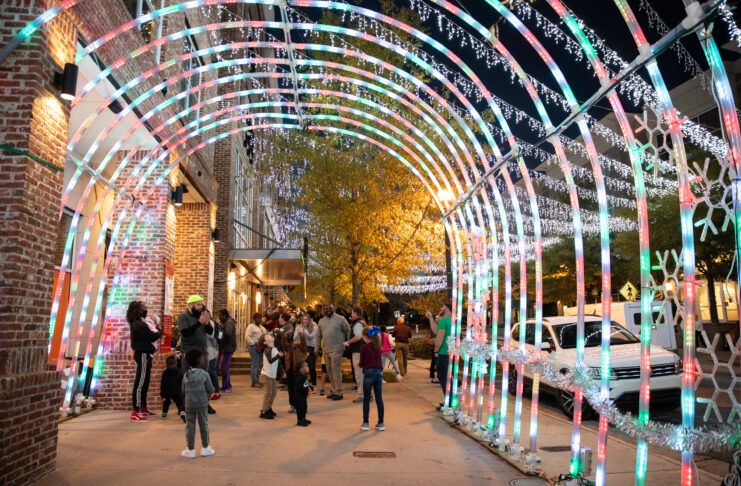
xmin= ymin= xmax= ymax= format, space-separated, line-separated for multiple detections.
xmin=620 ymin=281 xmax=638 ymax=301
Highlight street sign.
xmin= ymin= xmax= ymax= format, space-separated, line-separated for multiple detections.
xmin=620 ymin=281 xmax=638 ymax=301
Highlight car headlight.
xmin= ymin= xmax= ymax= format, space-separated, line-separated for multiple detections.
xmin=674 ymin=358 xmax=683 ymax=375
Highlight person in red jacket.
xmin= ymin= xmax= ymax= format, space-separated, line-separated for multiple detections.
xmin=128 ymin=300 xmax=162 ymax=422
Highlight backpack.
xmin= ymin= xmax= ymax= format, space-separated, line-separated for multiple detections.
xmin=256 ymin=334 xmax=266 ymax=354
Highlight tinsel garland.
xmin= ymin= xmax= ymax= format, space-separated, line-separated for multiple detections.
xmin=448 ymin=337 xmax=741 ymax=453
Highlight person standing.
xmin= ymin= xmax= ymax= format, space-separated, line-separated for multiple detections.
xmin=177 ymin=295 xmax=215 ymax=414
xmin=247 ymin=312 xmax=266 ymax=388
xmin=427 ymin=303 xmax=453 ymax=410
xmin=359 ymin=327 xmax=385 ymax=432
xmin=344 ymin=307 xmax=367 ymax=403
xmin=316 ymin=303 xmax=351 ymax=400
xmin=204 ymin=310 xmax=221 ymax=400
xmin=393 ymin=316 xmax=412 ymax=376
xmin=296 ymin=314 xmax=318 ymax=386
xmin=128 ymin=300 xmax=162 ymax=421
xmin=181 ymin=348 xmax=215 ymax=458
xmin=217 ymin=309 xmax=236 ymax=393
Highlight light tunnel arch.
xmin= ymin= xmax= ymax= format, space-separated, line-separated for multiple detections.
xmin=56 ymin=49 xmax=508 ymax=408
xmin=56 ymin=19 xmax=520 ymax=396
xmin=5 ymin=2 xmax=740 ymax=484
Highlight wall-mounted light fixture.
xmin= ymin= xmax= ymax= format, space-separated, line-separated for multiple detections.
xmin=255 ymin=290 xmax=262 ymax=305
xmin=53 ymin=63 xmax=78 ymax=101
xmin=171 ymin=185 xmax=184 ymax=206
xmin=211 ymin=229 xmax=220 ymax=242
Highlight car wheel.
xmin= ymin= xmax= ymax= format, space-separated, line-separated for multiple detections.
xmin=557 ymin=389 xmax=575 ymax=418
xmin=558 ymin=389 xmax=596 ymax=420
xmin=508 ymin=365 xmax=517 ymax=396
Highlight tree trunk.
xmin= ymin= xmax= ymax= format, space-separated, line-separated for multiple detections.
xmin=707 ymin=272 xmax=720 ymax=324
xmin=350 ymin=243 xmax=360 ymax=307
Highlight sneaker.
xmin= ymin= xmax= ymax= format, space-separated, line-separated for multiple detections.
xmin=382 ymin=379 xmax=387 ymax=384
xmin=353 ymin=397 xmax=364 ymax=403
xmin=360 ymin=423 xmax=370 ymax=431
xmin=181 ymin=448 xmax=196 ymax=459
xmin=288 ymin=406 xmax=295 ymax=413
xmin=396 ymin=373 xmax=403 ymax=381
xmin=376 ymin=423 xmax=386 ymax=431
xmin=267 ymin=408 xmax=277 ymax=417
xmin=130 ymin=411 xmax=148 ymax=422
xmin=297 ymin=420 xmax=310 ymax=426
xmin=224 ymin=388 xmax=232 ymax=393
xmin=161 ymin=413 xmax=167 ymax=419
xmin=179 ymin=411 xmax=186 ymax=423
xmin=138 ymin=408 xmax=155 ymax=417
xmin=207 ymin=405 xmax=216 ymax=415
xmin=319 ymin=389 xmax=325 ymax=396
xmin=330 ymin=394 xmax=343 ymax=401
xmin=259 ymin=412 xmax=274 ymax=420
xmin=210 ymin=394 xmax=221 ymax=400
xmin=200 ymin=446 xmax=215 ymax=457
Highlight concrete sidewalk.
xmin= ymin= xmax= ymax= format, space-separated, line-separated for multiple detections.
xmin=402 ymin=358 xmax=729 ymax=485
xmin=36 ymin=372 xmax=543 ymax=486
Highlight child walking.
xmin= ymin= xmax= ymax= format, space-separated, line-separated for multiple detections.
xmin=181 ymin=348 xmax=215 ymax=458
xmin=293 ymin=361 xmax=312 ymax=426
xmin=380 ymin=325 xmax=403 ymax=382
xmin=359 ymin=326 xmax=385 ymax=432
xmin=259 ymin=334 xmax=284 ymax=419
xmin=160 ymin=355 xmax=185 ymax=422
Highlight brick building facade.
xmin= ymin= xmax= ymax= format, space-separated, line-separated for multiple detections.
xmin=0 ymin=1 xmax=76 ymax=484
xmin=0 ymin=1 xmax=295 ymax=484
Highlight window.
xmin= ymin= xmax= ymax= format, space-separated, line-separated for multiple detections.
xmin=551 ymin=321 xmax=640 ymax=349
xmin=54 ymin=209 xmax=75 ymax=268
xmin=180 ymin=28 xmax=204 ymax=123
xmin=123 ymin=0 xmax=164 ymax=63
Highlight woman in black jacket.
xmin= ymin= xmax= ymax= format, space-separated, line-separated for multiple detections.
xmin=128 ymin=300 xmax=162 ymax=422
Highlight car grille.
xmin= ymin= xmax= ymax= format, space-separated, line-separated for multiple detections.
xmin=612 ymin=363 xmax=676 ymax=380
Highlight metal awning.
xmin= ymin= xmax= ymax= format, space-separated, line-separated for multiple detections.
xmin=229 ymin=248 xmax=304 ymax=286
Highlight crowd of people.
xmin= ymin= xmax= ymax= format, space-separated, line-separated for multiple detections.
xmin=126 ymin=295 xmax=454 ymax=459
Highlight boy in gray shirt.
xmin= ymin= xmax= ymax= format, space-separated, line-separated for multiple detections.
xmin=181 ymin=348 xmax=215 ymax=458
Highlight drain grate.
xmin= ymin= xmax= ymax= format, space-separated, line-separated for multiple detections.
xmin=539 ymin=445 xmax=572 ymax=452
xmin=353 ymin=451 xmax=397 ymax=458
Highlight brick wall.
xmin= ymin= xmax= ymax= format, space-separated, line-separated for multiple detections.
xmin=95 ymin=152 xmax=176 ymax=411
xmin=174 ymin=202 xmax=215 ymax=313
xmin=213 ymin=126 xmax=235 ymax=314
xmin=0 ymin=1 xmax=75 ymax=484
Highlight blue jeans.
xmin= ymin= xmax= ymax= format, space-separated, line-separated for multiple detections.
xmin=362 ymin=368 xmax=384 ymax=424
xmin=248 ymin=345 xmax=261 ymax=385
xmin=208 ymin=358 xmax=220 ymax=393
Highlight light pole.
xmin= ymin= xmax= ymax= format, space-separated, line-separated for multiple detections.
xmin=438 ymin=190 xmax=455 ymax=303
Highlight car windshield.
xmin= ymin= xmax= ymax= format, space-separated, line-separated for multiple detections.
xmin=550 ymin=321 xmax=639 ymax=349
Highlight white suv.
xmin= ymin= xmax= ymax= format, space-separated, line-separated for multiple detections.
xmin=507 ymin=316 xmax=682 ymax=418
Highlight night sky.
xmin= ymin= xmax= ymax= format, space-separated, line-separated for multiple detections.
xmin=293 ymin=0 xmax=740 ymax=171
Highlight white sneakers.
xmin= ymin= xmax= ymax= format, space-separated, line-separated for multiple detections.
xmin=396 ymin=373 xmax=403 ymax=381
xmin=360 ymin=423 xmax=370 ymax=431
xmin=181 ymin=446 xmax=214 ymax=458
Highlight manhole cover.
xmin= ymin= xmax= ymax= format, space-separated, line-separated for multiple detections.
xmin=510 ymin=480 xmax=545 ymax=486
xmin=353 ymin=451 xmax=396 ymax=458
xmin=539 ymin=445 xmax=572 ymax=452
